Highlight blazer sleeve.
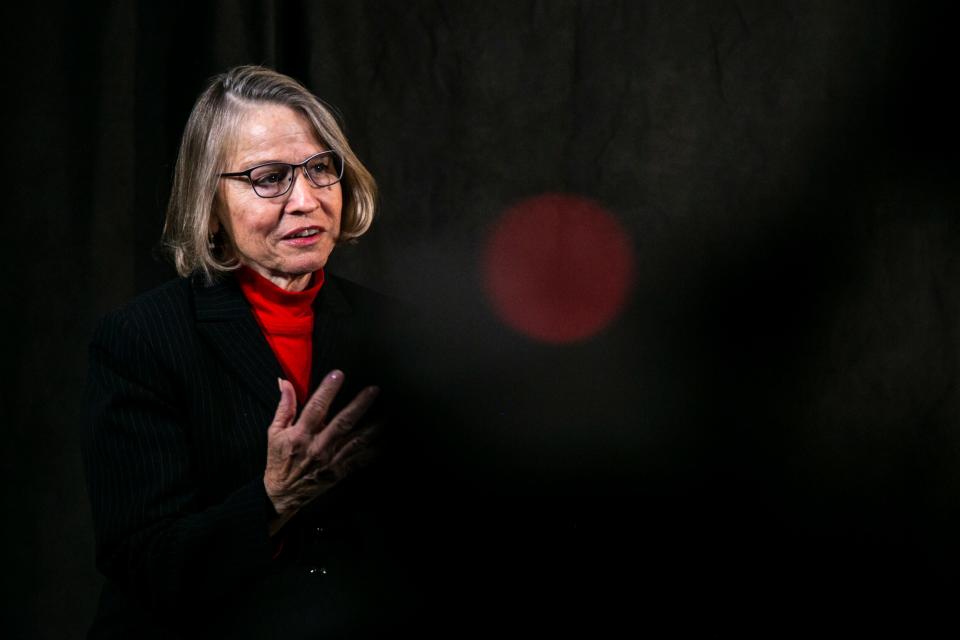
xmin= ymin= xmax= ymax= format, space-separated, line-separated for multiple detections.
xmin=82 ymin=308 xmax=276 ymax=616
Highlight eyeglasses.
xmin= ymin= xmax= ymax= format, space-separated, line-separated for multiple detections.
xmin=219 ymin=150 xmax=344 ymax=198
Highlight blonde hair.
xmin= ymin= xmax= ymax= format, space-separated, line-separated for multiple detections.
xmin=162 ymin=65 xmax=377 ymax=283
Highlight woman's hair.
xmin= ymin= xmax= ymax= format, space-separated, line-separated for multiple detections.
xmin=162 ymin=65 xmax=377 ymax=283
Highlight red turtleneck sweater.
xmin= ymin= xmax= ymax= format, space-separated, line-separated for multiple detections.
xmin=236 ymin=266 xmax=325 ymax=407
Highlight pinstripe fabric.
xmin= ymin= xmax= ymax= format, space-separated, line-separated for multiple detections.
xmin=82 ymin=272 xmax=411 ymax=636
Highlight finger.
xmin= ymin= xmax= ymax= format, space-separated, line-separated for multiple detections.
xmin=327 ymin=424 xmax=380 ymax=469
xmin=331 ymin=439 xmax=381 ymax=478
xmin=298 ymin=370 xmax=345 ymax=434
xmin=269 ymin=378 xmax=297 ymax=432
xmin=312 ymin=419 xmax=380 ymax=463
xmin=313 ymin=386 xmax=380 ymax=452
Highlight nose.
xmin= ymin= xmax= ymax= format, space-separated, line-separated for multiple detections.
xmin=282 ymin=166 xmax=321 ymax=214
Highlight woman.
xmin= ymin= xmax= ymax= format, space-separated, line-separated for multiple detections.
xmin=83 ymin=66 xmax=419 ymax=637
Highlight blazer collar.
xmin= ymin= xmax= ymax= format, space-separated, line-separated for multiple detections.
xmin=193 ymin=271 xmax=352 ymax=320
xmin=192 ymin=271 xmax=353 ymax=410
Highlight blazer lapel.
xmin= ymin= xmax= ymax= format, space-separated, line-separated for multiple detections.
xmin=309 ymin=273 xmax=354 ymax=393
xmin=192 ymin=274 xmax=285 ymax=411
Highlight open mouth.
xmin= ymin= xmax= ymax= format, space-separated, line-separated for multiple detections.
xmin=282 ymin=227 xmax=322 ymax=240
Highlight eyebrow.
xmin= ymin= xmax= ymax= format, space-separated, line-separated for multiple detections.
xmin=237 ymin=147 xmax=332 ymax=167
xmin=236 ymin=158 xmax=281 ymax=169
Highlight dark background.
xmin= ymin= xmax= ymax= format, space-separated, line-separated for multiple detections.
xmin=4 ymin=0 xmax=960 ymax=635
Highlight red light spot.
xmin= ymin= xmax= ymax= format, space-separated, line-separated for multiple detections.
xmin=482 ymin=193 xmax=634 ymax=343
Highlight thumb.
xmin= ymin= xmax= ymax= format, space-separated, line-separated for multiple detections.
xmin=270 ymin=378 xmax=297 ymax=431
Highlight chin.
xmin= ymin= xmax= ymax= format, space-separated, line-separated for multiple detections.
xmin=287 ymin=254 xmax=331 ymax=275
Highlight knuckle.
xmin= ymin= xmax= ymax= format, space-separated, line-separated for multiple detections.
xmin=307 ymin=396 xmax=331 ymax=416
xmin=307 ymin=442 xmax=326 ymax=461
xmin=331 ymin=417 xmax=354 ymax=435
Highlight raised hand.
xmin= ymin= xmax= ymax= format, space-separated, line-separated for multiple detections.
xmin=263 ymin=370 xmax=380 ymax=532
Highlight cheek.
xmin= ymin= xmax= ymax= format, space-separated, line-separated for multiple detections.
xmin=331 ymin=191 xmax=344 ymax=233
xmin=226 ymin=205 xmax=273 ymax=245
xmin=247 ymin=215 xmax=275 ymax=239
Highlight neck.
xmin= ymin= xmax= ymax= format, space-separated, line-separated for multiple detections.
xmin=244 ymin=265 xmax=314 ymax=292
xmin=270 ymin=273 xmax=313 ymax=292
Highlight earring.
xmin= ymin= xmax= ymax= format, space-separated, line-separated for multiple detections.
xmin=208 ymin=231 xmax=216 ymax=250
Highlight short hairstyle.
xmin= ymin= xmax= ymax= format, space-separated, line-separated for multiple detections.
xmin=162 ymin=65 xmax=377 ymax=283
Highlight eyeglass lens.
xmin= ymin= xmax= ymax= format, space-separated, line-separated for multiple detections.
xmin=249 ymin=152 xmax=343 ymax=197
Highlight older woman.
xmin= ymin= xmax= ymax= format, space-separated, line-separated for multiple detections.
xmin=83 ymin=66 xmax=418 ymax=636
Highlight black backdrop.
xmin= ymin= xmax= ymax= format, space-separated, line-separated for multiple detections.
xmin=4 ymin=1 xmax=960 ymax=636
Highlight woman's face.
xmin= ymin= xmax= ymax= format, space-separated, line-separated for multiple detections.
xmin=215 ymin=103 xmax=342 ymax=290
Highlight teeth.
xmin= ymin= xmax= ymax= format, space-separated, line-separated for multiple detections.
xmin=290 ymin=229 xmax=319 ymax=238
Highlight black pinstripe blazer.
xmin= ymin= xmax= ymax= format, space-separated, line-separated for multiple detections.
xmin=82 ymin=271 xmax=421 ymax=637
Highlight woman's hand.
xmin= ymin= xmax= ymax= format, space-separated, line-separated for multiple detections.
xmin=264 ymin=370 xmax=380 ymax=534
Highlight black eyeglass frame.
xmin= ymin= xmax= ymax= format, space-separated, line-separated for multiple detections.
xmin=219 ymin=150 xmax=345 ymax=198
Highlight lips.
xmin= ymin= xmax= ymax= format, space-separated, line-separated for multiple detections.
xmin=281 ymin=226 xmax=323 ymax=240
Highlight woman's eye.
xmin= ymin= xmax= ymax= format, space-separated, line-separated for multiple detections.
xmin=254 ymin=171 xmax=285 ymax=186
xmin=310 ymin=160 xmax=329 ymax=174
